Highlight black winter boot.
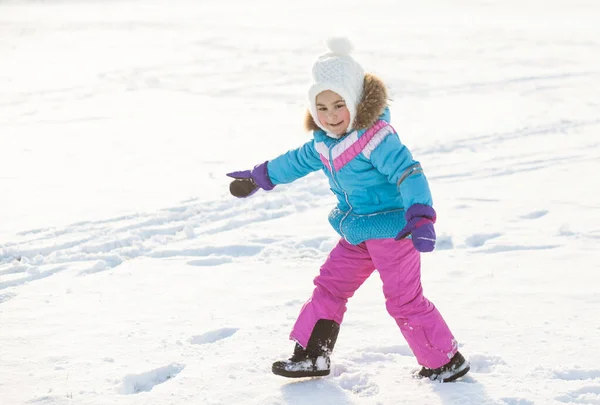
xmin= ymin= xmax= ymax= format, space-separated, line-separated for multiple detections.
xmin=272 ymin=319 xmax=340 ymax=378
xmin=416 ymin=351 xmax=470 ymax=382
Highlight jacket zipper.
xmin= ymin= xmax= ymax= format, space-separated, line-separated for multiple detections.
xmin=329 ymin=139 xmax=352 ymax=241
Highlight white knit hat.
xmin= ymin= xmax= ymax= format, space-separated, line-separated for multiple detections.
xmin=308 ymin=37 xmax=365 ymax=136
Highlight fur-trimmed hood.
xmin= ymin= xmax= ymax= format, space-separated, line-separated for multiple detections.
xmin=304 ymin=73 xmax=388 ymax=134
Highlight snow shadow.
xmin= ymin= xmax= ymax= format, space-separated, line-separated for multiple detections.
xmin=0 ymin=292 xmax=16 ymax=304
xmin=0 ymin=265 xmax=67 ymax=291
xmin=281 ymin=379 xmax=353 ymax=405
xmin=432 ymin=376 xmax=499 ymax=405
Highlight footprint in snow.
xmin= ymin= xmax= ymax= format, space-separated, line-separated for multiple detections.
xmin=556 ymin=386 xmax=600 ymax=404
xmin=283 ymin=299 xmax=304 ymax=307
xmin=436 ymin=234 xmax=454 ymax=250
xmin=27 ymin=394 xmax=69 ymax=404
xmin=475 ymin=244 xmax=560 ymax=254
xmin=190 ymin=328 xmax=239 ymax=345
xmin=520 ymin=210 xmax=549 ymax=219
xmin=119 ymin=363 xmax=185 ymax=395
xmin=152 ymin=245 xmax=263 ymax=259
xmin=552 ymin=368 xmax=600 ymax=381
xmin=337 ymin=371 xmax=379 ymax=397
xmin=79 ymin=259 xmax=115 ymax=275
xmin=500 ymin=397 xmax=535 ymax=405
xmin=465 ymin=233 xmax=502 ymax=248
xmin=187 ymin=257 xmax=233 ymax=266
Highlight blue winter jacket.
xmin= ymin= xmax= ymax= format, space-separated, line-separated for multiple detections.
xmin=267 ymin=79 xmax=433 ymax=245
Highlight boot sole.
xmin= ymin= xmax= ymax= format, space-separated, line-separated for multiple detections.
xmin=442 ymin=365 xmax=470 ymax=382
xmin=272 ymin=367 xmax=330 ymax=378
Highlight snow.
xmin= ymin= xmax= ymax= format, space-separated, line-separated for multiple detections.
xmin=1 ymin=0 xmax=599 ymax=404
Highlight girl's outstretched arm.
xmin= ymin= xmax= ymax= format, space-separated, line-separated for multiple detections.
xmin=267 ymin=140 xmax=323 ymax=185
xmin=227 ymin=140 xmax=323 ymax=198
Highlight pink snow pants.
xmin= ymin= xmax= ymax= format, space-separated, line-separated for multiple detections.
xmin=290 ymin=238 xmax=457 ymax=369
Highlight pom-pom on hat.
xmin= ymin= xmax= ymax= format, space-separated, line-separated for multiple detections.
xmin=308 ymin=37 xmax=365 ymax=136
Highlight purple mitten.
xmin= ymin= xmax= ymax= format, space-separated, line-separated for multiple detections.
xmin=395 ymin=204 xmax=437 ymax=252
xmin=226 ymin=161 xmax=275 ymax=198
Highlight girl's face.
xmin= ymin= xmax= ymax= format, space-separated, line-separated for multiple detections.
xmin=316 ymin=90 xmax=351 ymax=136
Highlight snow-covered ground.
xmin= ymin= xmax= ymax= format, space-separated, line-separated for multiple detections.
xmin=1 ymin=0 xmax=600 ymax=404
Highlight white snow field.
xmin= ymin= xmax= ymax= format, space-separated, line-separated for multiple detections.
xmin=1 ymin=0 xmax=599 ymax=404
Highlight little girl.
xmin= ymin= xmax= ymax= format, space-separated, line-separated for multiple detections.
xmin=227 ymin=38 xmax=470 ymax=383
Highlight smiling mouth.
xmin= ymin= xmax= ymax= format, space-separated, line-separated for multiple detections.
xmin=329 ymin=121 xmax=343 ymax=127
